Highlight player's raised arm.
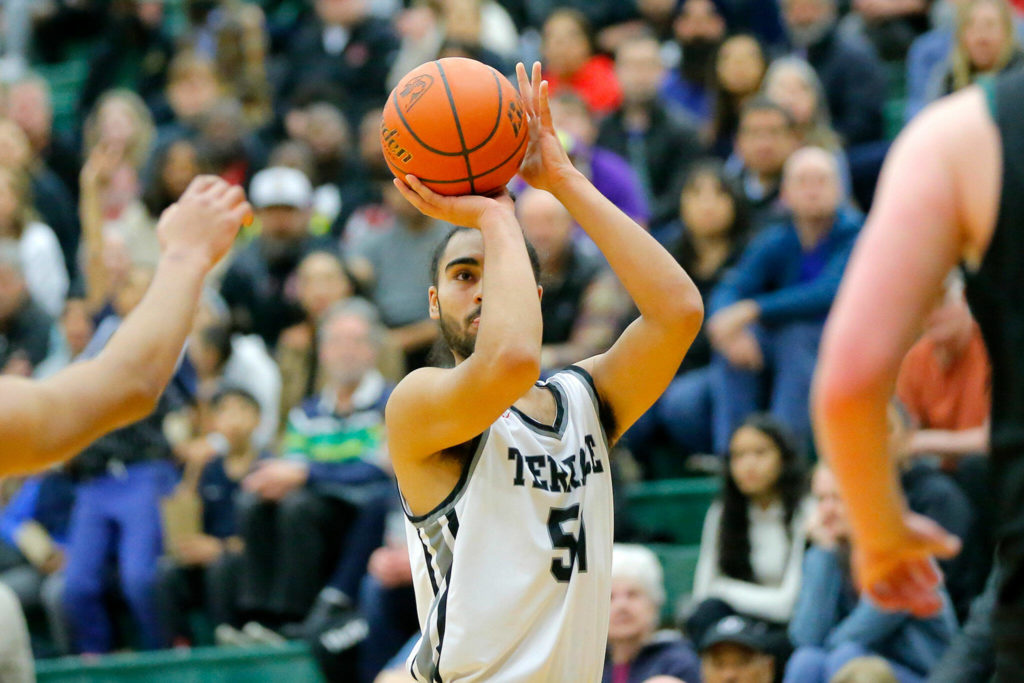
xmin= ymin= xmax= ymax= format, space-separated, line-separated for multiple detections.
xmin=515 ymin=62 xmax=704 ymax=443
xmin=811 ymin=90 xmax=995 ymax=614
xmin=384 ymin=180 xmax=542 ymax=461
xmin=0 ymin=176 xmax=250 ymax=477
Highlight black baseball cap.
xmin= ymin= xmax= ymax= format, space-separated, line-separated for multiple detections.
xmin=699 ymin=615 xmax=771 ymax=654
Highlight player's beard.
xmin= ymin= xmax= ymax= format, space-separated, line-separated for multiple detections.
xmin=438 ymin=304 xmax=479 ymax=360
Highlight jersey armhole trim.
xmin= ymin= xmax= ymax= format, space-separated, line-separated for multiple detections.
xmin=402 ymin=428 xmax=491 ymax=526
xmin=564 ymin=364 xmax=614 ymax=449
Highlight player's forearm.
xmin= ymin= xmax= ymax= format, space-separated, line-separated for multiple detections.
xmin=812 ymin=366 xmax=907 ymax=555
xmin=551 ymin=171 xmax=703 ymax=329
xmin=476 ymin=214 xmax=542 ymax=372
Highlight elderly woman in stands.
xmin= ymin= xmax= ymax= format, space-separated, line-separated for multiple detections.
xmin=604 ymin=544 xmax=701 ymax=683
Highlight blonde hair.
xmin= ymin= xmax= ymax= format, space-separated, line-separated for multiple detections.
xmin=83 ymin=90 xmax=156 ymax=171
xmin=830 ymin=656 xmax=898 ymax=683
xmin=951 ymin=0 xmax=1019 ymax=92
xmin=0 ymin=165 xmax=35 ymax=239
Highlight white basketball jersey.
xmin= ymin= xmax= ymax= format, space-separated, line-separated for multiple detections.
xmin=401 ymin=366 xmax=614 ymax=682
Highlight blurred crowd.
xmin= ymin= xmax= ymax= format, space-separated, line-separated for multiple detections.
xmin=0 ymin=0 xmax=1012 ymax=681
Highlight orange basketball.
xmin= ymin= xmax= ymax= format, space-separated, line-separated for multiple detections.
xmin=381 ymin=58 xmax=528 ymax=196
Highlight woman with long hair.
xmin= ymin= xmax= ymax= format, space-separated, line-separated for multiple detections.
xmin=937 ymin=0 xmax=1024 ymax=97
xmin=687 ymin=415 xmax=811 ymax=650
xmin=541 ymin=8 xmax=622 ymax=114
xmin=707 ymin=34 xmax=767 ymax=158
xmin=627 ymin=161 xmax=748 ymax=466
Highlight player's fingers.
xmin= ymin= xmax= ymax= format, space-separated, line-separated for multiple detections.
xmin=405 ymin=174 xmax=445 ymax=204
xmin=927 ymin=533 xmax=962 ymax=560
xmin=532 ymin=62 xmax=542 ymax=111
xmin=226 ymin=201 xmax=253 ymax=229
xmin=393 ymin=177 xmax=431 ymax=213
xmin=216 ymin=184 xmax=246 ymax=209
xmin=539 ymin=81 xmax=555 ymax=132
xmin=186 ymin=174 xmax=222 ymax=197
xmin=516 ymin=62 xmax=533 ymax=115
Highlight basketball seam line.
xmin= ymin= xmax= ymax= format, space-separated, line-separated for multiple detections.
xmin=392 ymin=74 xmax=502 ymax=158
xmin=435 ymin=60 xmax=476 ymax=194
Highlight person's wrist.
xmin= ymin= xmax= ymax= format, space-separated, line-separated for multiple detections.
xmin=161 ymin=246 xmax=212 ymax=274
xmin=547 ymin=167 xmax=586 ymax=199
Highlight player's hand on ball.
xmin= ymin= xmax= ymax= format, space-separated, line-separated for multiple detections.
xmin=393 ymin=174 xmax=514 ymax=228
xmin=515 ymin=61 xmax=578 ymax=194
xmin=156 ymin=175 xmax=252 ymax=270
xmin=855 ymin=511 xmax=961 ymax=618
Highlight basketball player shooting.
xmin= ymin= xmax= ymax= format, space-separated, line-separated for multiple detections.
xmin=0 ymin=176 xmax=250 ymax=477
xmin=812 ymin=69 xmax=1024 ymax=664
xmin=385 ymin=62 xmax=703 ymax=681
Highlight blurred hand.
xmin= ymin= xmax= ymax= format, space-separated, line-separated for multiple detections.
xmin=368 ymin=546 xmax=413 ymax=588
xmin=707 ymin=300 xmax=760 ymax=345
xmin=719 ymin=328 xmax=763 ymax=371
xmin=156 ymin=176 xmax=252 ymax=271
xmin=80 ymin=141 xmax=124 ymax=192
xmin=855 ymin=511 xmax=961 ymax=618
xmin=242 ymin=459 xmax=309 ymax=501
xmin=39 ymin=548 xmax=65 ymax=575
xmin=176 ymin=437 xmax=218 ymax=469
xmin=176 ymin=533 xmax=225 ymax=567
xmin=515 ymin=62 xmax=579 ymax=195
xmin=393 ymin=174 xmax=514 ymax=228
xmin=805 ymin=507 xmax=841 ymax=550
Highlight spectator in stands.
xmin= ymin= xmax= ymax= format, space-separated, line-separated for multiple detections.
xmin=549 ymin=93 xmax=650 ymax=226
xmin=0 ymin=166 xmax=68 ymax=317
xmin=781 ymin=0 xmax=888 ymax=147
xmin=935 ymin=0 xmax=1024 ymax=98
xmin=275 ymin=0 xmax=400 ymax=125
xmin=184 ymin=320 xmax=281 ymax=454
xmin=0 ymin=470 xmax=74 ymax=654
xmin=688 ymin=415 xmax=810 ymax=654
xmin=888 ymin=401 xmax=983 ymax=622
xmin=34 ymin=298 xmax=95 ymax=379
xmin=287 ymin=103 xmax=374 ymax=236
xmin=0 ymin=241 xmax=52 ymax=375
xmin=603 ymin=544 xmax=701 ymax=683
xmin=761 ymin=57 xmax=852 ymax=197
xmin=77 ymin=0 xmax=174 ymax=117
xmin=930 ymin=561 xmax=999 ymax=683
xmin=517 ymin=189 xmax=627 ymax=373
xmin=598 ymin=36 xmax=704 ymax=230
xmin=142 ymin=138 xmax=206 ymax=220
xmin=905 ymin=0 xmax=977 ymax=121
xmin=193 ymin=97 xmax=267 ymax=188
xmin=896 ymin=273 xmax=991 ymax=463
xmin=700 ymin=614 xmax=777 ymax=683
xmin=662 ymin=0 xmax=728 ymax=124
xmin=61 ymin=261 xmax=189 ymax=654
xmin=709 ymin=147 xmax=858 ymax=451
xmin=831 ymin=656 xmax=899 ymax=683
xmin=156 ymin=388 xmax=268 ymax=648
xmin=347 ymin=176 xmax=447 ymax=371
xmin=220 ymin=166 xmax=327 ymax=348
xmin=725 ymin=99 xmax=799 ymax=232
xmin=708 ymin=35 xmax=769 ymax=158
xmin=388 ymin=0 xmax=516 ymax=89
xmin=237 ymin=300 xmax=391 ymax=628
xmin=785 ymin=464 xmax=956 ymax=682
xmin=542 ymin=9 xmax=623 ymax=114
xmin=0 ymin=583 xmax=33 ymax=683
xmin=151 ymin=51 xmax=224 ymax=145
xmin=275 ymin=251 xmax=368 ymax=422
xmin=79 ymin=92 xmax=160 ymax=269
xmin=839 ymin=0 xmax=932 ymax=61
xmin=0 ymin=119 xmax=79 ymax=284
xmin=627 ymin=161 xmax=749 ymax=464
xmin=4 ymin=74 xmax=79 ymax=203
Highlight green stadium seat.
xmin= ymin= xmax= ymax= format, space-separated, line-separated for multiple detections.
xmin=625 ymin=477 xmax=719 ymax=545
xmin=35 ymin=643 xmax=325 ymax=683
xmin=648 ymin=543 xmax=702 ymax=623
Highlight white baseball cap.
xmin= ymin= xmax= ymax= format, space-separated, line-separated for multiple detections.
xmin=249 ymin=167 xmax=313 ymax=209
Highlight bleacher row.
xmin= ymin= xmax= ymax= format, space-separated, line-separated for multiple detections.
xmin=30 ymin=477 xmax=718 ymax=681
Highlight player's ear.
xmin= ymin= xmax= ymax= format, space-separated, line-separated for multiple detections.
xmin=428 ymin=285 xmax=440 ymax=320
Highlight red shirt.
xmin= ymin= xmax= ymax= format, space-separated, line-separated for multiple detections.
xmin=544 ymin=55 xmax=622 ymax=114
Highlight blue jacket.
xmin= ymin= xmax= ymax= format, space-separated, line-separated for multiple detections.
xmin=789 ymin=547 xmax=957 ymax=676
xmin=601 ymin=631 xmax=702 ymax=683
xmin=709 ymin=210 xmax=861 ymax=325
xmin=0 ymin=473 xmax=75 ymax=548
